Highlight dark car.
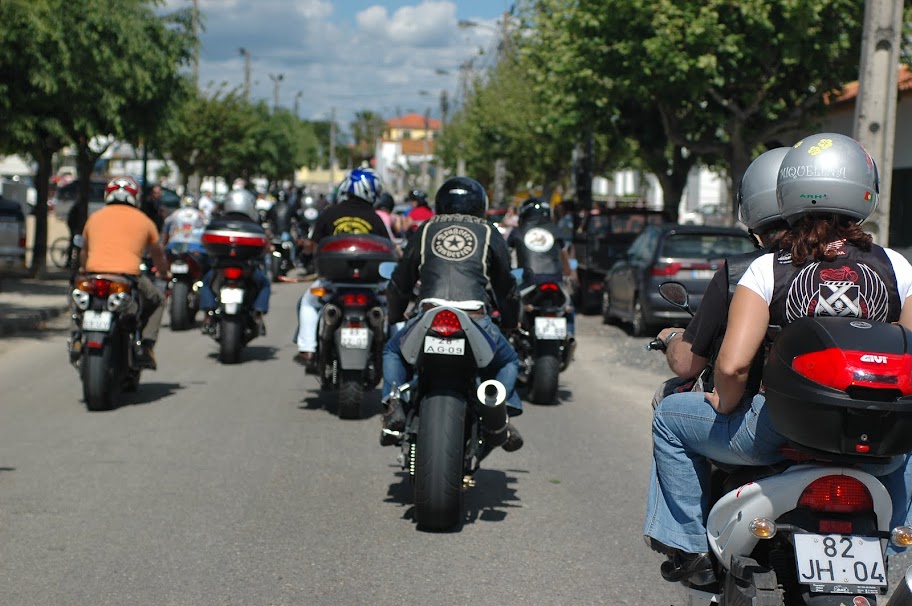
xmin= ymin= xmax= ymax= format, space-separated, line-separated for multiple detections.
xmin=601 ymin=224 xmax=756 ymax=336
xmin=0 ymin=196 xmax=27 ymax=271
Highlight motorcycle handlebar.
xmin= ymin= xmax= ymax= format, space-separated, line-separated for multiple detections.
xmin=646 ymin=338 xmax=666 ymax=352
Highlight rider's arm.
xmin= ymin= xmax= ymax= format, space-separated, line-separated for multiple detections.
xmin=713 ymin=285 xmax=769 ymax=414
xmin=487 ymin=231 xmax=518 ymax=328
xmin=657 ymin=329 xmax=706 ymax=378
xmin=387 ymin=233 xmax=421 ymax=322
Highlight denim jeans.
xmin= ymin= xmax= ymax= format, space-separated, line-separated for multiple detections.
xmin=644 ymin=391 xmax=912 ymax=554
xmin=381 ymin=314 xmax=522 ymax=413
xmin=199 ymin=267 xmax=271 ymax=313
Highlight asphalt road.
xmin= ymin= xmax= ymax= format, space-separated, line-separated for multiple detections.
xmin=8 ymin=284 xmax=907 ymax=604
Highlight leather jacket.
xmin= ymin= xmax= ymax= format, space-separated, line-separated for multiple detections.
xmin=387 ymin=214 xmax=517 ymax=326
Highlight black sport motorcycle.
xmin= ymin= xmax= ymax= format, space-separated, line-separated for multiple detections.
xmin=69 ymin=274 xmax=145 ymax=411
xmin=167 ymin=244 xmax=208 ymax=331
xmin=511 ymin=278 xmax=575 ymax=404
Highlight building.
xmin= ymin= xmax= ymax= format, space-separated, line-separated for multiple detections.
xmin=374 ymin=113 xmax=442 ymax=198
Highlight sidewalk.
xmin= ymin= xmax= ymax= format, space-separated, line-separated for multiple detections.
xmin=0 ymin=270 xmax=72 ymax=337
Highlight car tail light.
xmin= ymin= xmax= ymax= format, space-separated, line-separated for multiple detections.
xmin=430 ymin=310 xmax=462 ymax=337
xmin=340 ymin=292 xmax=370 ymax=307
xmin=223 ymin=267 xmax=243 ymax=280
xmin=19 ymin=229 xmax=26 ymax=248
xmin=792 ymin=348 xmax=912 ymax=395
xmin=650 ymin=262 xmax=681 ymax=276
xmin=75 ymin=278 xmax=130 ymax=297
xmin=539 ymin=283 xmax=560 ymax=292
xmin=798 ymin=475 xmax=873 ymax=513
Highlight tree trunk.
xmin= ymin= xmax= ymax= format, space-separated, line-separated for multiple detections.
xmin=644 ymin=144 xmax=694 ymax=224
xmin=75 ymin=142 xmax=101 ymax=227
xmin=29 ymin=147 xmax=54 ymax=278
xmin=727 ymin=140 xmax=752 ymax=227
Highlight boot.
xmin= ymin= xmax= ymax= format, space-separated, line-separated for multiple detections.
xmin=254 ymin=310 xmax=267 ymax=336
xmin=135 ymin=340 xmax=157 ymax=371
xmin=502 ymin=422 xmax=524 ymax=452
xmin=201 ymin=311 xmax=216 ymax=335
xmin=381 ymin=396 xmax=406 ymax=433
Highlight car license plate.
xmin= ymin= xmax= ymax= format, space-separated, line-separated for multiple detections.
xmin=535 ymin=317 xmax=567 ymax=340
xmin=691 ymin=269 xmax=715 ymax=279
xmin=82 ymin=310 xmax=113 ymax=331
xmin=171 ymin=261 xmax=189 ymax=274
xmin=340 ymin=327 xmax=369 ymax=349
xmin=424 ymin=336 xmax=466 ymax=356
xmin=794 ymin=534 xmax=886 ymax=592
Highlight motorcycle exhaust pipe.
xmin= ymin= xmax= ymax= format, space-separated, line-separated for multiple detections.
xmin=323 ymin=303 xmax=342 ymax=326
xmin=476 ymin=379 xmax=509 ymax=448
xmin=886 ymin=564 xmax=912 ymax=606
xmin=367 ymin=306 xmax=386 ymax=330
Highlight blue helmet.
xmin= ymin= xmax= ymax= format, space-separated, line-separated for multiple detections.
xmin=338 ymin=168 xmax=383 ymax=205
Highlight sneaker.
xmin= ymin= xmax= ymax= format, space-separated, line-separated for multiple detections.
xmin=502 ymin=422 xmax=524 ymax=452
xmin=67 ymin=337 xmax=82 ymax=364
xmin=293 ymin=351 xmax=315 ymax=366
xmin=381 ymin=397 xmax=406 ymax=432
xmin=135 ymin=342 xmax=157 ymax=371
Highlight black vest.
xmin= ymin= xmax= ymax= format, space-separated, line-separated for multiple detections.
xmin=770 ymin=242 xmax=901 ymax=326
xmin=514 ymin=223 xmax=563 ymax=277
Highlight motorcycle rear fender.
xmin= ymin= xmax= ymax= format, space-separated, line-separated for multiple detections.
xmin=400 ymin=306 xmax=495 ymax=368
xmin=82 ymin=330 xmax=114 ymax=353
xmin=334 ymin=323 xmax=374 ymax=370
xmin=706 ymin=465 xmax=891 ymax=570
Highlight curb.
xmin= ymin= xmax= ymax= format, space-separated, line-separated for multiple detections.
xmin=0 ymin=305 xmax=70 ymax=338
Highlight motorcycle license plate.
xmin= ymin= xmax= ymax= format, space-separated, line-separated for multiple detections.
xmin=82 ymin=310 xmax=113 ymax=331
xmin=171 ymin=261 xmax=189 ymax=274
xmin=340 ymin=327 xmax=369 ymax=349
xmin=424 ymin=336 xmax=465 ymax=356
xmin=793 ymin=534 xmax=886 ymax=592
xmin=220 ymin=288 xmax=244 ymax=314
xmin=534 ymin=317 xmax=567 ymax=340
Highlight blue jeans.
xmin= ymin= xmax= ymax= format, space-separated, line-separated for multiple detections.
xmin=644 ymin=391 xmax=912 ymax=554
xmin=199 ymin=267 xmax=271 ymax=313
xmin=382 ymin=314 xmax=522 ymax=413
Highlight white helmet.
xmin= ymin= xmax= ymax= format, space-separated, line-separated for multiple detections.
xmin=223 ymin=190 xmax=257 ymax=221
xmin=105 ymin=176 xmax=140 ymax=207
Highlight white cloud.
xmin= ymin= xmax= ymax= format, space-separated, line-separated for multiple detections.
xmin=357 ymin=1 xmax=456 ymax=47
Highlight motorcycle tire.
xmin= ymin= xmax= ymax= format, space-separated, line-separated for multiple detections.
xmin=337 ymin=370 xmax=364 ymax=419
xmin=170 ymin=281 xmax=192 ymax=331
xmin=529 ymin=354 xmax=560 ymax=405
xmin=83 ymin=341 xmax=119 ymax=411
xmin=219 ymin=318 xmax=243 ymax=364
xmin=270 ymin=255 xmax=282 ymax=282
xmin=414 ymin=390 xmax=466 ymax=531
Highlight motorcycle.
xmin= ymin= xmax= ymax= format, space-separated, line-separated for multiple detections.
xmin=69 ymin=273 xmax=144 ymax=411
xmin=649 ymin=281 xmax=912 ymax=605
xmin=312 ymin=234 xmax=396 ymax=419
xmin=511 ymin=273 xmax=576 ymax=404
xmin=166 ymin=243 xmax=207 ymax=330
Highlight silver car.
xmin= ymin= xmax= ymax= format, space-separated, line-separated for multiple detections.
xmin=0 ymin=196 xmax=26 ymax=270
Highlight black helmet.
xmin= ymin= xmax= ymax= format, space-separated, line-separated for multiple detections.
xmin=406 ymin=189 xmax=428 ymax=207
xmin=519 ymin=197 xmax=551 ymax=226
xmin=374 ymin=191 xmax=394 ymax=212
xmin=435 ymin=177 xmax=488 ymax=218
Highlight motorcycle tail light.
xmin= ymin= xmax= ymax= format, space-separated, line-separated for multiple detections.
xmin=340 ymin=292 xmax=370 ymax=307
xmin=792 ymin=348 xmax=912 ymax=395
xmin=71 ymin=289 xmax=90 ymax=310
xmin=539 ymin=283 xmax=560 ymax=292
xmin=76 ymin=278 xmax=129 ymax=297
xmin=223 ymin=267 xmax=243 ymax=280
xmin=798 ymin=475 xmax=873 ymax=513
xmin=430 ymin=310 xmax=462 ymax=337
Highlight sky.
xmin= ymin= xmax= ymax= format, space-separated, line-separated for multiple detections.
xmin=168 ymin=0 xmax=513 ymax=134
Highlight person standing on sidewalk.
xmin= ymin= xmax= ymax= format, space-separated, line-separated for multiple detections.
xmin=77 ymin=177 xmax=169 ymax=369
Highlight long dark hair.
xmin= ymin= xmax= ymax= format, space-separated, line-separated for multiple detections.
xmin=778 ymin=214 xmax=873 ymax=265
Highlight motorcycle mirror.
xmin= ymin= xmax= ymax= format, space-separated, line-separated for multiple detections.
xmin=379 ymin=261 xmax=397 ymax=280
xmin=658 ymin=281 xmax=692 ymax=313
xmin=510 ymin=268 xmax=524 ymax=284
xmin=569 ymin=258 xmax=579 ymax=271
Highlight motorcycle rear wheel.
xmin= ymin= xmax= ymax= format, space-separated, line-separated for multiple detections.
xmin=170 ymin=281 xmax=192 ymax=331
xmin=83 ymin=342 xmax=119 ymax=411
xmin=270 ymin=255 xmax=282 ymax=282
xmin=529 ymin=354 xmax=560 ymax=405
xmin=337 ymin=370 xmax=363 ymax=419
xmin=414 ymin=391 xmax=466 ymax=531
xmin=219 ymin=318 xmax=243 ymax=364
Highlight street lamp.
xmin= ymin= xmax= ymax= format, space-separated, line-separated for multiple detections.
xmin=238 ymin=47 xmax=251 ymax=101
xmin=269 ymin=73 xmax=284 ymax=111
xmin=294 ymin=91 xmax=303 ymax=118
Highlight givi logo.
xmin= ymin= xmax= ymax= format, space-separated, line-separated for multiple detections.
xmin=860 ymin=354 xmax=888 ymax=364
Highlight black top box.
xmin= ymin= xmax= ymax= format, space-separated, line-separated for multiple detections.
xmin=201 ymin=219 xmax=269 ymax=262
xmin=315 ymin=234 xmax=396 ymax=282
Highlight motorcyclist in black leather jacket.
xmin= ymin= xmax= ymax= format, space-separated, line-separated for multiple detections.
xmin=380 ymin=176 xmax=523 ymax=452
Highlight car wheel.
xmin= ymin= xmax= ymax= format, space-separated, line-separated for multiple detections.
xmin=601 ymin=289 xmax=615 ymax=325
xmin=630 ymin=297 xmax=649 ymax=337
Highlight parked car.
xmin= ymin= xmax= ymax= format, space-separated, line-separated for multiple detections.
xmin=52 ymin=179 xmax=180 ymax=220
xmin=572 ymin=206 xmax=666 ymax=313
xmin=679 ymin=203 xmax=727 ymax=226
xmin=601 ymin=224 xmax=756 ymax=336
xmin=0 ymin=196 xmax=27 ymax=271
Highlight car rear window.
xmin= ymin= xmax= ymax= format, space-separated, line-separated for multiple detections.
xmin=661 ymin=233 xmax=754 ymax=258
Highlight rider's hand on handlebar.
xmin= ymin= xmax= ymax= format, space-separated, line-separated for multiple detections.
xmin=656 ymin=327 xmax=685 ymax=346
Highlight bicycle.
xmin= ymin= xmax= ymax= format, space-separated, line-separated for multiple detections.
xmin=50 ymin=235 xmax=80 ymax=269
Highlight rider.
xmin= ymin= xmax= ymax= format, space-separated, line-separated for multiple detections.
xmin=645 ymin=133 xmax=912 ymax=586
xmin=404 ymin=188 xmax=433 ymax=231
xmin=374 ymin=191 xmax=404 ymax=241
xmin=163 ymin=195 xmax=207 ymax=249
xmin=292 ymin=168 xmax=391 ymax=367
xmin=654 ymin=147 xmax=790 ymax=390
xmin=265 ymin=188 xmax=298 ymax=269
xmin=199 ymin=189 xmax=271 ymax=332
xmin=379 ymin=176 xmax=523 ymax=452
xmin=77 ymin=176 xmax=169 ymax=369
xmin=508 ymin=196 xmax=578 ymax=339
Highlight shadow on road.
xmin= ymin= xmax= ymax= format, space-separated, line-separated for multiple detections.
xmin=205 ymin=345 xmax=279 ymax=364
xmin=384 ymin=467 xmax=523 ymax=530
xmin=0 ymin=466 xmax=15 ymax=473
xmin=298 ymin=386 xmax=383 ymax=420
xmin=83 ymin=382 xmax=184 ymax=411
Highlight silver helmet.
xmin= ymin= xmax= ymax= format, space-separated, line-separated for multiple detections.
xmin=222 ymin=189 xmax=257 ymax=221
xmin=777 ymin=133 xmax=879 ymax=226
xmin=738 ymin=147 xmax=789 ymax=232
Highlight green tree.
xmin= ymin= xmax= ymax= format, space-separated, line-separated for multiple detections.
xmin=349 ymin=110 xmax=387 ymax=164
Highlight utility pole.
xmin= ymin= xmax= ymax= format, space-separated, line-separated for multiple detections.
xmin=191 ymin=0 xmax=200 ymax=89
xmin=269 ymin=73 xmax=284 ymax=112
xmin=239 ymin=48 xmax=251 ymax=101
xmin=294 ymin=92 xmax=303 ymax=119
xmin=329 ymin=107 xmax=337 ymax=186
xmin=853 ymin=0 xmax=903 ymax=245
xmin=421 ymin=108 xmax=431 ymax=190
xmin=491 ymin=10 xmax=510 ymax=207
